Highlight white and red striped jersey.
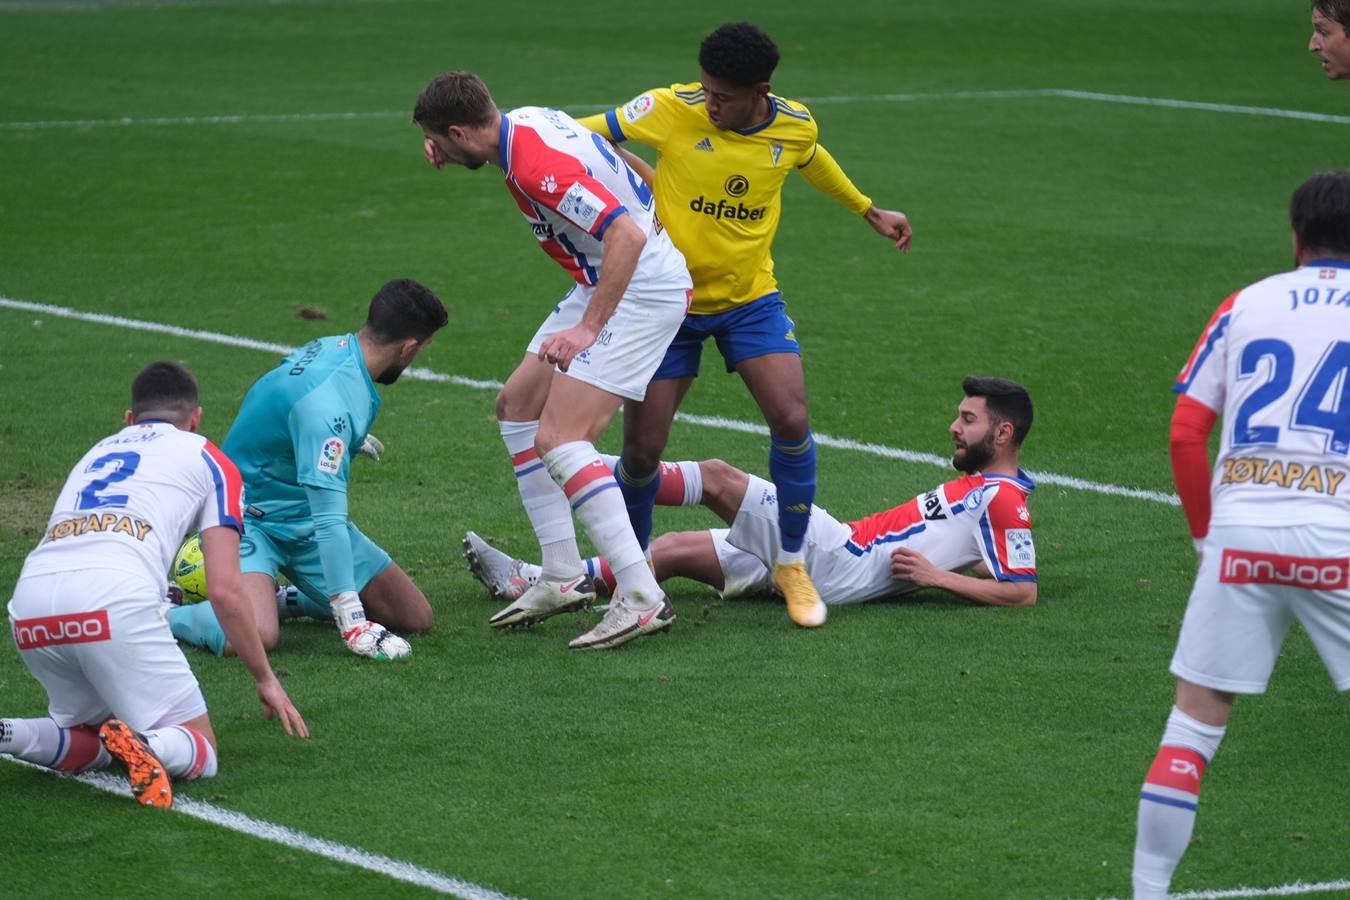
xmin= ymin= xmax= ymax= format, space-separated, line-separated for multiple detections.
xmin=498 ymin=106 xmax=689 ymax=293
xmin=1174 ymin=260 xmax=1350 ymax=528
xmin=20 ymin=421 xmax=244 ymax=596
xmin=845 ymin=470 xmax=1037 ymax=583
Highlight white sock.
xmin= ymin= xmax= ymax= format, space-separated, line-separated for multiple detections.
xmin=145 ymin=725 xmax=218 ymax=780
xmin=544 ymin=441 xmax=661 ymax=605
xmin=0 ymin=717 xmax=109 ymax=772
xmin=502 ymin=420 xmax=581 ymax=578
xmin=1132 ymin=706 xmax=1226 ymax=899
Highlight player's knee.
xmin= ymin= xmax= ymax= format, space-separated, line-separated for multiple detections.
xmin=767 ymin=405 xmax=810 ymax=442
xmin=621 ymin=433 xmax=665 ymax=472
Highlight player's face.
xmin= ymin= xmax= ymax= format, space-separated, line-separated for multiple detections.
xmin=422 ymin=127 xmax=488 ymax=170
xmin=699 ymin=72 xmax=771 ymax=131
xmin=951 ymin=396 xmax=998 ymax=473
xmin=1311 ymin=9 xmax=1350 ymax=80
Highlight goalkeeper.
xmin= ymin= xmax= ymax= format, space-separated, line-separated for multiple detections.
xmin=169 ymin=279 xmax=448 ymax=660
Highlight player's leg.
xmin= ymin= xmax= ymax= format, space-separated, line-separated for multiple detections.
xmin=716 ymin=294 xmax=823 ymax=625
xmin=616 ymin=375 xmax=694 ymax=550
xmin=1132 ymin=525 xmax=1288 ymax=900
xmin=1132 ymin=679 xmax=1232 ymax=900
xmin=359 ymin=561 xmax=433 ymax=634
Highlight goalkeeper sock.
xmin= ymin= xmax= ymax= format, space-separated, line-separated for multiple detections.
xmin=0 ymin=718 xmax=109 ymax=772
xmin=167 ymin=602 xmax=227 ymax=656
xmin=1133 ymin=706 xmax=1226 ymax=899
xmin=769 ymin=431 xmax=816 ymax=557
xmin=145 ymin=725 xmax=217 ymax=780
xmin=502 ymin=420 xmax=582 ymax=579
xmin=615 ymin=456 xmax=660 ymax=550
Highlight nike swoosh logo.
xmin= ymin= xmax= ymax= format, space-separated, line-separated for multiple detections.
xmin=561 ymin=577 xmax=586 ymax=594
xmin=637 ymin=603 xmax=663 ymax=626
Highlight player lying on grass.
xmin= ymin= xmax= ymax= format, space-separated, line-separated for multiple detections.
xmin=465 ymin=377 xmax=1036 ymax=617
xmin=168 ymin=279 xmax=448 ymax=661
xmin=2 ymin=362 xmax=307 ymax=809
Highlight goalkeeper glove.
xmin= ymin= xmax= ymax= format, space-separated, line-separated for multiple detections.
xmin=358 ymin=434 xmax=384 ymax=462
xmin=329 ymin=590 xmax=411 ymax=660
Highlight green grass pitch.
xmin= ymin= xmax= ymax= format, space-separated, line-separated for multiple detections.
xmin=2 ymin=1 xmax=1348 ymax=897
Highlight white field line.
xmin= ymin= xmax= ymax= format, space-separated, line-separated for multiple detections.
xmin=1096 ymin=880 xmax=1350 ymax=900
xmin=0 ymin=296 xmax=1178 ymax=506
xmin=3 ymin=88 xmax=1349 ymax=131
xmin=3 ymin=756 xmax=521 ymax=899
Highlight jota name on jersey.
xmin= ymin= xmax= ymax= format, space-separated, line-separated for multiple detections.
xmin=689 ymin=195 xmax=768 ymax=222
xmin=1218 ymin=456 xmax=1348 ymax=495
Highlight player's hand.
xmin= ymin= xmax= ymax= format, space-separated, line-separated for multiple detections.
xmin=358 ymin=433 xmax=384 ymax=462
xmin=257 ymin=676 xmax=310 ymax=739
xmin=342 ymin=621 xmax=412 ymax=661
xmin=424 ymin=137 xmax=448 ymax=170
xmin=890 ymin=547 xmax=942 ymax=587
xmin=538 ymin=324 xmax=599 ymax=372
xmin=865 ymin=206 xmax=913 ymax=253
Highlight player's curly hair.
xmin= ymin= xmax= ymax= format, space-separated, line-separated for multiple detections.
xmin=1291 ymin=171 xmax=1350 ymax=258
xmin=413 ymin=72 xmax=497 ymax=135
xmin=698 ymin=22 xmax=780 ymax=86
xmin=1314 ymin=0 xmax=1350 ymax=34
xmin=365 ymin=279 xmax=448 ymax=344
xmin=963 ymin=376 xmax=1033 ymax=446
xmin=131 ymin=361 xmax=199 ymax=425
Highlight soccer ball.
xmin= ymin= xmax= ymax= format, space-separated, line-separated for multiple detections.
xmin=171 ymin=533 xmax=208 ymax=604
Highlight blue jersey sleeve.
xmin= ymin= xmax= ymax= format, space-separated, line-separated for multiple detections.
xmin=289 ymin=389 xmax=353 ymax=492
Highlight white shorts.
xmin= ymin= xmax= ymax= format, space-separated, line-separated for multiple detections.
xmin=1172 ymin=523 xmax=1350 ymax=694
xmin=526 ymin=282 xmax=690 ymax=401
xmin=9 ymin=568 xmax=207 ymax=731
xmin=722 ymin=476 xmax=903 ymax=605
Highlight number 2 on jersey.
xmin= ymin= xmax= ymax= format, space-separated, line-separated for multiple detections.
xmin=1234 ymin=339 xmax=1350 ymax=454
xmin=77 ymin=451 xmax=141 ymax=509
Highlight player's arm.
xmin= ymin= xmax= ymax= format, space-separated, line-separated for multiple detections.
xmin=575 ymin=88 xmax=675 ymax=150
xmin=539 ymin=213 xmax=646 ymax=371
xmin=797 ymin=143 xmax=913 ymax=252
xmin=612 ymin=143 xmax=655 ymax=187
xmin=890 ymin=547 xmax=1037 ymax=607
xmin=200 ymin=525 xmax=309 ymax=737
xmin=1170 ymin=394 xmax=1219 ymax=549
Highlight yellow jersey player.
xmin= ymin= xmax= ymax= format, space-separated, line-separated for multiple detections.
xmin=574 ymin=22 xmax=912 ymax=629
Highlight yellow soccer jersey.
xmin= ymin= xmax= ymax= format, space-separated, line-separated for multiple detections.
xmin=579 ymin=83 xmax=865 ymax=315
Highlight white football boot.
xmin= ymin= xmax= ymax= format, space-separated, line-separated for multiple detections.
xmin=463 ymin=531 xmax=539 ymax=601
xmin=569 ymin=593 xmax=675 ymax=650
xmin=489 ymin=575 xmax=595 ymax=629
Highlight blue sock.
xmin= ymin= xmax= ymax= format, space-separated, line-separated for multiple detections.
xmin=168 ymin=602 xmax=227 ymax=656
xmin=616 ymin=456 xmax=661 ymax=550
xmin=769 ymin=430 xmax=816 ymax=555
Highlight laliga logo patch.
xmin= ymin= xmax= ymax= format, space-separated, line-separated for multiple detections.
xmin=622 ymin=93 xmax=655 ymax=123
xmin=318 ymin=437 xmax=345 ymax=474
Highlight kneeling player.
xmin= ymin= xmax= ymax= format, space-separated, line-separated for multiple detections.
xmin=466 ymin=376 xmax=1037 ymax=614
xmin=2 ymin=363 xmax=307 ymax=808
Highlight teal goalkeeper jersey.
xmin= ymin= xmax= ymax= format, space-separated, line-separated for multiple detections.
xmin=223 ymin=333 xmax=380 ymax=522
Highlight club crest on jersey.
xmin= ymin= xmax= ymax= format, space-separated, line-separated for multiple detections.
xmin=1005 ymin=529 xmax=1035 ymax=568
xmin=559 ymin=183 xmax=604 ymax=230
xmin=622 ymin=93 xmax=655 ymax=123
xmin=540 ymin=174 xmax=558 ymax=194
xmin=962 ymin=487 xmax=985 ymax=512
xmin=318 ymin=437 xmax=345 ymax=474
xmin=770 ymin=141 xmax=783 ymax=166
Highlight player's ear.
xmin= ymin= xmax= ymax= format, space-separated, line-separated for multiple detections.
xmin=995 ymin=419 xmax=1015 ymax=447
xmin=124 ymin=409 xmax=135 ymax=426
xmin=187 ymin=407 xmax=203 ymax=433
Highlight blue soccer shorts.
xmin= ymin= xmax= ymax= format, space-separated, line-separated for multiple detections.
xmin=652 ymin=292 xmax=800 ymax=381
xmin=239 ymin=515 xmax=392 ymax=613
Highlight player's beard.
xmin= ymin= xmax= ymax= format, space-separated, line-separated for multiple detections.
xmin=374 ymin=364 xmax=405 ymax=385
xmin=953 ymin=430 xmax=996 ymax=473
